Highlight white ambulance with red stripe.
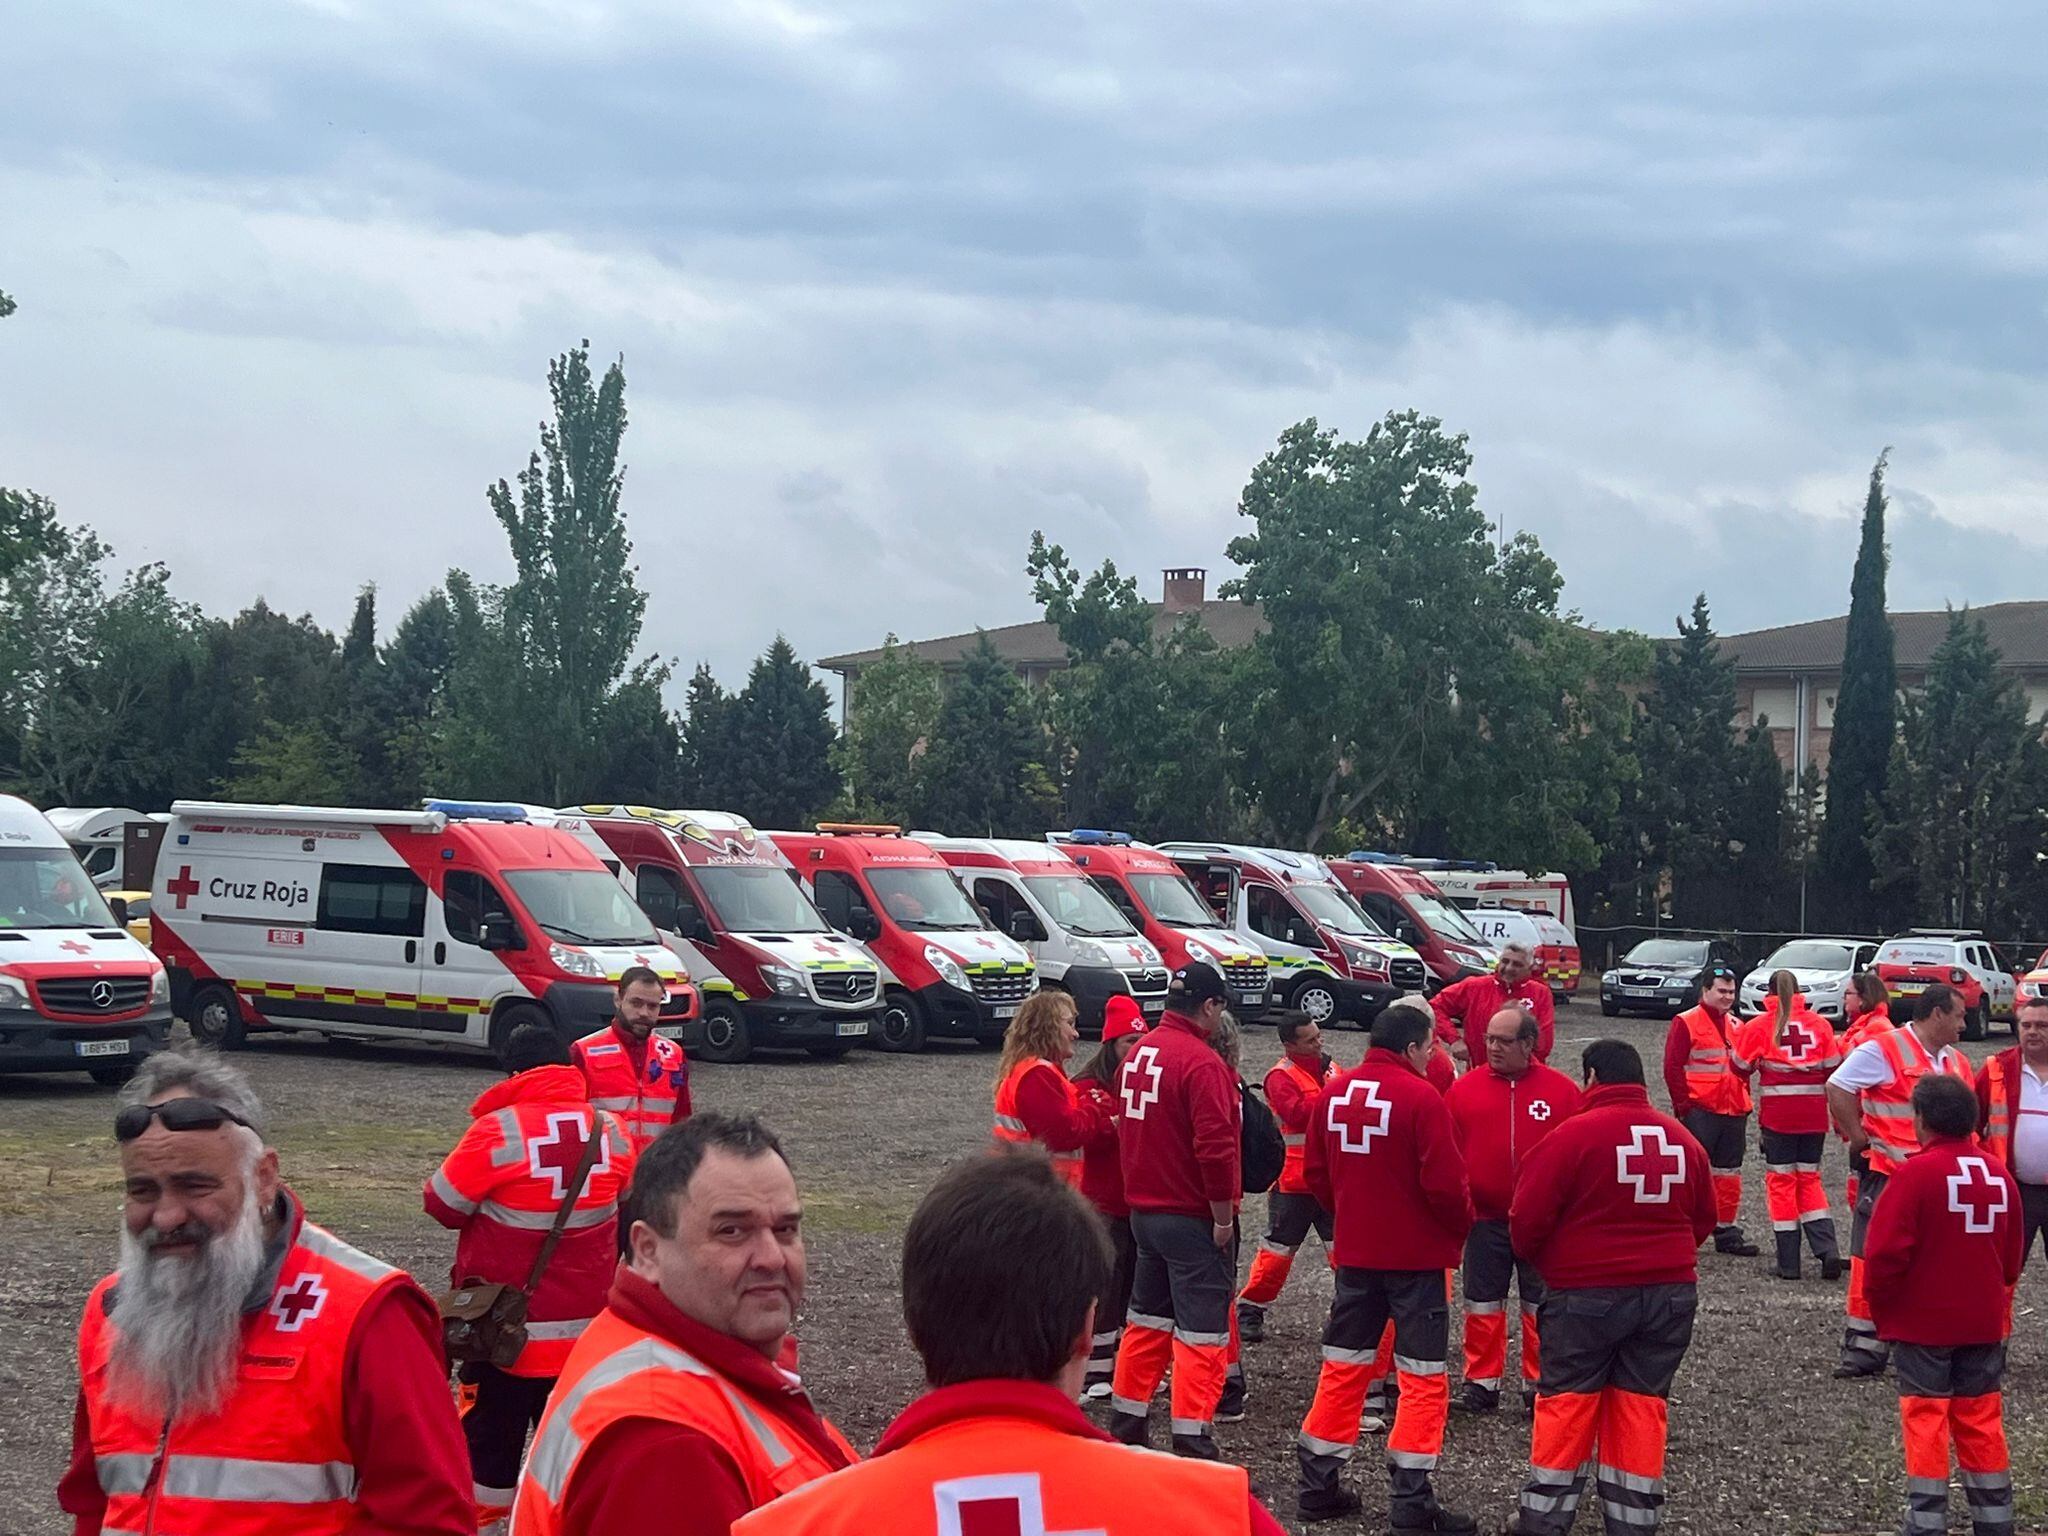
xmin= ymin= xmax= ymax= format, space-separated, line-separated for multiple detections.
xmin=0 ymin=794 xmax=172 ymax=1083
xmin=151 ymin=801 xmax=695 ymax=1061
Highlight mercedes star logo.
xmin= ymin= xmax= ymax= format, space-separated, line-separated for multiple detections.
xmin=90 ymin=980 xmax=116 ymax=1009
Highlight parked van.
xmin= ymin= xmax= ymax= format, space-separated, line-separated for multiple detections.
xmin=556 ymin=805 xmax=880 ymax=1064
xmin=44 ymin=806 xmax=169 ymax=891
xmin=152 ymin=800 xmax=696 ymax=1061
xmin=919 ymin=835 xmax=1168 ymax=1033
xmin=1462 ymin=905 xmax=1581 ymax=1001
xmin=1409 ymin=862 xmax=1578 ymax=933
xmin=1046 ymin=830 xmax=1272 ymax=1017
xmin=1157 ymin=842 xmax=1426 ymax=1027
xmin=1327 ymin=855 xmax=1500 ymax=987
xmin=0 ymin=795 xmax=172 ymax=1083
xmin=766 ymin=825 xmax=1037 ymax=1053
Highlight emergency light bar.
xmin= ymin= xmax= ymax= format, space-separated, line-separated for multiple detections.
xmin=172 ymin=800 xmax=447 ymax=831
xmin=423 ymin=799 xmax=531 ymax=823
xmin=1068 ymin=829 xmax=1133 ymax=845
xmin=814 ymin=822 xmax=902 ymax=836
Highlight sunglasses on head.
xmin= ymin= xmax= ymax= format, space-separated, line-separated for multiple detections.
xmin=115 ymin=1098 xmax=256 ymax=1143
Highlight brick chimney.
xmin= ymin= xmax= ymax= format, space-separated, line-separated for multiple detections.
xmin=1161 ymin=567 xmax=1207 ymax=613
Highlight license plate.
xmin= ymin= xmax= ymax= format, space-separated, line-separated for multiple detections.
xmin=1141 ymin=1000 xmax=1166 ymax=1017
xmin=76 ymin=1038 xmax=130 ymax=1058
xmin=993 ymin=1004 xmax=1018 ymax=1019
xmin=1895 ymin=982 xmax=1926 ymax=995
xmin=1624 ymin=987 xmax=1657 ymax=998
xmin=835 ymin=1019 xmax=868 ymax=1037
xmin=1233 ymin=990 xmax=1265 ymax=1007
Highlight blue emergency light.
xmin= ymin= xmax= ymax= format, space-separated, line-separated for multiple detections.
xmin=1069 ymin=829 xmax=1133 ymax=845
xmin=1346 ymin=849 xmax=1400 ymax=863
xmin=423 ymin=799 xmax=530 ymax=823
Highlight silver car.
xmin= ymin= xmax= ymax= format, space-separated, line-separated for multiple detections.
xmin=1739 ymin=939 xmax=1880 ymax=1021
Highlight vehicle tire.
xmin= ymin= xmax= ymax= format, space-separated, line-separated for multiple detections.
xmin=1963 ymin=1001 xmax=1987 ymax=1043
xmin=1600 ymin=997 xmax=1620 ymax=1017
xmin=695 ymin=997 xmax=753 ymax=1065
xmin=806 ymin=1043 xmax=855 ymax=1061
xmin=488 ymin=1002 xmax=554 ymax=1069
xmin=873 ymin=988 xmax=928 ymax=1054
xmin=1553 ymin=989 xmax=1571 ymax=1008
xmin=188 ymin=983 xmax=247 ymax=1050
xmin=1291 ymin=976 xmax=1340 ymax=1026
xmin=89 ymin=1060 xmax=138 ymax=1087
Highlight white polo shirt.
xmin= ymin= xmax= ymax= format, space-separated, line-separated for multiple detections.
xmin=1825 ymin=1028 xmax=1968 ymax=1092
xmin=2012 ymin=1056 xmax=2048 ymax=1186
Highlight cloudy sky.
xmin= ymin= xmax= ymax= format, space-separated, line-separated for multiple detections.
xmin=4 ymin=1 xmax=2043 ymax=691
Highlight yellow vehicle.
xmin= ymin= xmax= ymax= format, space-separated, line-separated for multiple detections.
xmin=106 ymin=890 xmax=152 ymax=947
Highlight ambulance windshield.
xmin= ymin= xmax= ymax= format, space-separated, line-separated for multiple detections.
xmin=867 ymin=869 xmax=987 ymax=932
xmin=1021 ymin=875 xmax=1137 ymax=938
xmin=694 ymin=865 xmax=830 ymax=934
xmin=0 ymin=847 xmax=118 ymax=929
xmin=1129 ymin=872 xmax=1225 ymax=929
xmin=504 ymin=868 xmax=658 ymax=946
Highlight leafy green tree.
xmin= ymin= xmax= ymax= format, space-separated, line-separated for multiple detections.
xmin=187 ymin=600 xmax=348 ymax=793
xmin=676 ymin=664 xmax=741 ymax=809
xmin=723 ymin=637 xmax=840 ymax=827
xmin=227 ymin=721 xmax=358 ymax=803
xmin=0 ymin=289 xmax=14 ymax=320
xmin=593 ymin=664 xmax=683 ymax=805
xmin=381 ymin=587 xmax=459 ymax=805
xmin=1224 ymin=413 xmax=1564 ymax=848
xmin=837 ymin=637 xmax=942 ymax=825
xmin=433 ymin=571 xmax=532 ymax=799
xmin=1816 ymin=451 xmax=1897 ymax=929
xmin=912 ymin=634 xmax=1059 ymax=837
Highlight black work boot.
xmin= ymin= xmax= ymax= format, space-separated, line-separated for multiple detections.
xmin=1714 ymin=1225 xmax=1760 ymax=1257
xmin=1453 ymin=1382 xmax=1501 ymax=1415
xmin=1236 ymin=1303 xmax=1267 ymax=1344
xmin=1773 ymin=1229 xmax=1802 ymax=1279
xmin=1217 ymin=1372 xmax=1247 ymax=1424
xmin=1109 ymin=1409 xmax=1151 ymax=1448
xmin=1392 ymin=1510 xmax=1479 ymax=1535
xmin=1296 ymin=1486 xmax=1362 ymax=1524
xmin=1172 ymin=1430 xmax=1221 ymax=1460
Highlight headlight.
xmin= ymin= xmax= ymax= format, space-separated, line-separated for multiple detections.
xmin=0 ymin=974 xmax=26 ymax=1008
xmin=149 ymin=970 xmax=170 ymax=1004
xmin=1601 ymin=971 xmax=1618 ymax=985
xmin=1343 ymin=943 xmax=1389 ymax=972
xmin=925 ymin=946 xmax=969 ymax=991
xmin=762 ymin=965 xmax=805 ymax=998
xmin=1071 ymin=939 xmax=1109 ymax=967
xmin=549 ymin=943 xmax=605 ymax=979
xmin=1182 ymin=938 xmax=1218 ymax=969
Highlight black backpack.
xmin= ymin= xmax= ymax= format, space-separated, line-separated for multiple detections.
xmin=1238 ymin=1079 xmax=1286 ymax=1195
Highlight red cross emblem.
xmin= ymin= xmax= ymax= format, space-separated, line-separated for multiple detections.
xmin=1947 ymin=1155 xmax=2009 ymax=1234
xmin=1527 ymin=1098 xmax=1552 ymax=1122
xmin=1617 ymin=1124 xmax=1686 ymax=1204
xmin=1780 ymin=1019 xmax=1818 ymax=1064
xmin=1120 ymin=1044 xmax=1163 ymax=1120
xmin=165 ymin=866 xmax=202 ymax=910
xmin=933 ymin=1472 xmax=1099 ymax=1536
xmin=60 ymin=939 xmax=93 ymax=955
xmin=270 ymin=1272 xmax=328 ymax=1332
xmin=529 ymin=1110 xmax=609 ymax=1201
xmin=1326 ymin=1076 xmax=1393 ymax=1155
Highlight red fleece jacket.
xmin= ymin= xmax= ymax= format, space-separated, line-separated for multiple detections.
xmin=1306 ymin=1047 xmax=1473 ymax=1270
xmin=1115 ymin=1012 xmax=1241 ymax=1217
xmin=1863 ymin=1134 xmax=2022 ymax=1346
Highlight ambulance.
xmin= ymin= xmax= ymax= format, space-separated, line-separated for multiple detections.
xmin=765 ymin=825 xmax=1037 ymax=1053
xmin=0 ymin=795 xmax=172 ymax=1083
xmin=918 ymin=835 xmax=1168 ymax=1033
xmin=554 ymin=805 xmax=880 ymax=1064
xmin=1461 ymin=905 xmax=1582 ymax=1002
xmin=151 ymin=801 xmax=695 ymax=1061
xmin=1326 ymin=855 xmax=1501 ymax=987
xmin=1157 ymin=842 xmax=1428 ymax=1027
xmin=1405 ymin=861 xmax=1578 ymax=933
xmin=1045 ymin=830 xmax=1272 ymax=1018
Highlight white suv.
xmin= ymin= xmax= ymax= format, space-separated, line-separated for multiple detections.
xmin=1874 ymin=929 xmax=2020 ymax=1041
xmin=1738 ymin=938 xmax=1879 ymax=1022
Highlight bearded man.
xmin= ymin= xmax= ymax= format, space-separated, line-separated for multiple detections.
xmin=58 ymin=1046 xmax=471 ymax=1536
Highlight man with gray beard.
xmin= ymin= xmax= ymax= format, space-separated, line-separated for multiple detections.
xmin=59 ymin=1046 xmax=471 ymax=1536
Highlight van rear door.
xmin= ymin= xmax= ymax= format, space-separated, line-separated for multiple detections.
xmin=425 ymin=867 xmax=522 ymax=1041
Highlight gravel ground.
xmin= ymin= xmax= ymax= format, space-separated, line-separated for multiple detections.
xmin=1 ymin=1009 xmax=2041 ymax=1536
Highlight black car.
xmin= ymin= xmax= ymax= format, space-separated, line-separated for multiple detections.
xmin=1599 ymin=938 xmax=1742 ymax=1018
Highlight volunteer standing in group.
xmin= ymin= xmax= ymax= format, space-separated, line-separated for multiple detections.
xmin=1732 ymin=971 xmax=1844 ymax=1281
xmin=1660 ymin=964 xmax=1760 ymax=1257
xmin=1840 ymin=972 xmax=1895 ymax=1208
xmin=1070 ymin=994 xmax=1148 ymax=1395
xmin=992 ymin=989 xmax=1110 ymax=1187
xmin=571 ymin=966 xmax=691 ymax=1156
xmin=1236 ymin=1011 xmax=1336 ymax=1345
xmin=1974 ymin=994 xmax=2048 ymax=1268
xmin=1108 ymin=962 xmax=1242 ymax=1460
xmin=1432 ymin=945 xmax=1557 ymax=1065
xmin=1826 ymin=983 xmax=1976 ymax=1379
xmin=1444 ymin=1003 xmax=1580 ymax=1415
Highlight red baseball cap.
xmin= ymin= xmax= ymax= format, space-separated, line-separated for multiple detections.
xmin=1102 ymin=995 xmax=1148 ymax=1042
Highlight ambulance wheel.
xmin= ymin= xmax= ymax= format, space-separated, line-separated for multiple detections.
xmin=695 ymin=998 xmax=753 ymax=1065
xmin=189 ymin=984 xmax=247 ymax=1050
xmin=1290 ymin=978 xmax=1339 ymax=1027
xmin=874 ymin=989 xmax=927 ymax=1053
xmin=1600 ymin=997 xmax=1620 ymax=1017
xmin=1962 ymin=1001 xmax=1987 ymax=1042
xmin=488 ymin=1002 xmax=553 ymax=1069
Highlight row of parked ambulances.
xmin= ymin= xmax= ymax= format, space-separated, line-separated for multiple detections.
xmin=0 ymin=792 xmax=1582 ymax=1084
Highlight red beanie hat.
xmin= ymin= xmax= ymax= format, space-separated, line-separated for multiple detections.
xmin=1102 ymin=995 xmax=1148 ymax=1042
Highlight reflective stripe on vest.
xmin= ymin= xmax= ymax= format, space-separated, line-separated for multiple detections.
xmin=992 ymin=1058 xmax=1084 ymax=1186
xmin=1983 ymin=1055 xmax=2014 ymax=1167
xmin=1861 ymin=1029 xmax=1971 ymax=1175
xmin=575 ymin=1030 xmax=688 ymax=1154
xmin=1678 ymin=1008 xmax=1750 ymax=1115
xmin=1269 ymin=1056 xmax=1327 ymax=1194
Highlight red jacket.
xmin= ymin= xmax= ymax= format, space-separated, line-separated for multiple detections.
xmin=1116 ymin=1012 xmax=1242 ymax=1218
xmin=1076 ymin=1079 xmax=1129 ymax=1219
xmin=1425 ymin=1044 xmax=1457 ymax=1096
xmin=1306 ymin=1047 xmax=1473 ymax=1270
xmin=1662 ymin=1005 xmax=1743 ymax=1117
xmin=1445 ymin=1062 xmax=1583 ymax=1221
xmin=1730 ymin=1001 xmax=1841 ymax=1135
xmin=1432 ymin=972 xmax=1556 ymax=1062
xmin=1864 ymin=1134 xmax=2022 ymax=1346
xmin=1015 ymin=1059 xmax=1113 ymax=1152
xmin=1510 ymin=1083 xmax=1718 ymax=1290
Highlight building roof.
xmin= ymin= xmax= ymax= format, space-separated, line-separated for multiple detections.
xmin=1717 ymin=600 xmax=2048 ymax=674
xmin=817 ymin=599 xmax=1267 ymax=673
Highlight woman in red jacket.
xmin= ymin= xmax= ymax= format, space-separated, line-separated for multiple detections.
xmin=1069 ymin=995 xmax=1148 ymax=1399
xmin=1840 ymin=972 xmax=1893 ymax=1206
xmin=1733 ymin=971 xmax=1843 ymax=1280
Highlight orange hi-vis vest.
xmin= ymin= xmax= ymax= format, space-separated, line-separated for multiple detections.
xmin=1976 ymin=1051 xmax=2038 ymax=1170
xmin=730 ymin=1397 xmax=1253 ymax=1536
xmin=77 ymin=1206 xmax=409 ymax=1536
xmin=1861 ymin=1026 xmax=1975 ymax=1177
xmin=572 ymin=1027 xmax=688 ymax=1154
xmin=994 ymin=1057 xmax=1085 ymax=1187
xmin=512 ymin=1307 xmax=854 ymax=1536
xmin=1269 ymin=1056 xmax=1326 ymax=1195
xmin=1675 ymin=1005 xmax=1751 ymax=1116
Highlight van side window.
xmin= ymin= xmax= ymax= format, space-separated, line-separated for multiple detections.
xmin=972 ymin=879 xmax=1018 ymax=931
xmin=319 ymin=864 xmax=427 ymax=937
xmin=812 ymin=870 xmax=860 ymax=931
xmin=1092 ymin=875 xmax=1141 ymax=925
xmin=1247 ymin=886 xmax=1297 ymax=944
xmin=1356 ymin=892 xmax=1402 ymax=933
xmin=444 ymin=871 xmax=512 ymax=946
xmin=637 ymin=865 xmax=686 ymax=931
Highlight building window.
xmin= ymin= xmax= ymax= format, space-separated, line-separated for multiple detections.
xmin=1749 ymin=685 xmax=1797 ymax=730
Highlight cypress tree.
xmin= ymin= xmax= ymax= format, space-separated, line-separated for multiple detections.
xmin=1816 ymin=451 xmax=1897 ymax=930
xmin=727 ymin=637 xmax=841 ymax=828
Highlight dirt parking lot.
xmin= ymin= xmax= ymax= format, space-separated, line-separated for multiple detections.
xmin=1 ymin=1008 xmax=2041 ymax=1536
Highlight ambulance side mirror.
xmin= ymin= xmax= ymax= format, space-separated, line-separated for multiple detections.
xmin=478 ymin=914 xmax=521 ymax=951
xmin=674 ymin=902 xmax=715 ymax=945
xmin=847 ymin=906 xmax=882 ymax=942
xmin=1008 ymin=910 xmax=1043 ymax=943
xmin=108 ymin=896 xmax=129 ymax=924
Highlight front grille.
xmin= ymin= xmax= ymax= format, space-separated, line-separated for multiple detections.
xmin=34 ymin=976 xmax=151 ymax=1016
xmin=1125 ymin=968 xmax=1170 ymax=1000
xmin=812 ymin=970 xmax=877 ymax=1004
xmin=1391 ymin=958 xmax=1427 ymax=992
xmin=969 ymin=971 xmax=1035 ymax=1006
xmin=1223 ymin=963 xmax=1267 ymax=994
xmin=1617 ymin=973 xmax=1673 ymax=989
